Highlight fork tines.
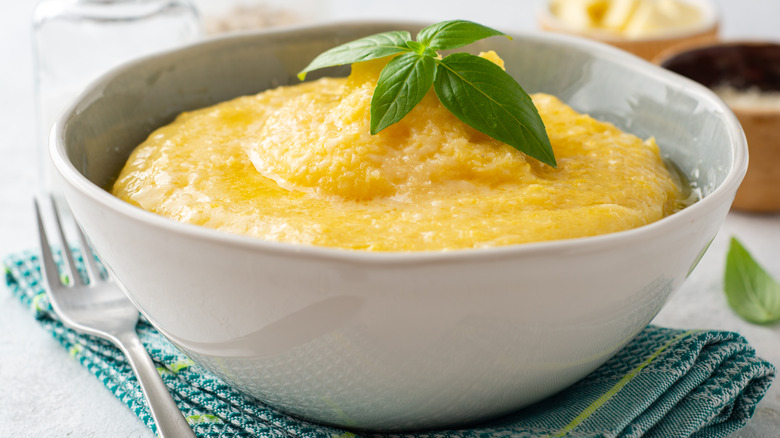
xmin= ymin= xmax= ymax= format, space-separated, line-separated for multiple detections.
xmin=35 ymin=195 xmax=101 ymax=288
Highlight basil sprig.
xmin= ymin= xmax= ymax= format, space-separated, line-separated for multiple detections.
xmin=724 ymin=237 xmax=780 ymax=324
xmin=298 ymin=20 xmax=556 ymax=167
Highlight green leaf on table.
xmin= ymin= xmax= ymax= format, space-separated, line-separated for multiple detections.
xmin=434 ymin=53 xmax=555 ymax=167
xmin=371 ymin=52 xmax=436 ymax=134
xmin=724 ymin=237 xmax=780 ymax=324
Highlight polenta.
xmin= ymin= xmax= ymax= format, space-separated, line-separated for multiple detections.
xmin=112 ymin=54 xmax=686 ymax=251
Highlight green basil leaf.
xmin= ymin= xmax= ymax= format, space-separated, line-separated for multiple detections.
xmin=296 ymin=20 xmax=557 ymax=167
xmin=724 ymin=237 xmax=780 ymax=324
xmin=434 ymin=53 xmax=556 ymax=167
xmin=371 ymin=52 xmax=437 ymax=134
xmin=417 ymin=20 xmax=508 ymax=51
xmin=298 ymin=31 xmax=411 ymax=80
xmin=405 ymin=40 xmax=437 ymax=57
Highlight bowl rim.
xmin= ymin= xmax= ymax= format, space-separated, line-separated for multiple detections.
xmin=537 ymin=0 xmax=720 ymax=43
xmin=51 ymin=21 xmax=748 ymax=266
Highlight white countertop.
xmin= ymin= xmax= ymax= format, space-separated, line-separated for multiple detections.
xmin=1 ymin=1 xmax=778 ymax=436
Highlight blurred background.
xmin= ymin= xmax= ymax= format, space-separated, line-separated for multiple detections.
xmin=1 ymin=1 xmax=779 ymax=436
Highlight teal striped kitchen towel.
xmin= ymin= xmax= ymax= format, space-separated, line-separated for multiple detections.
xmin=4 ymin=249 xmax=776 ymax=437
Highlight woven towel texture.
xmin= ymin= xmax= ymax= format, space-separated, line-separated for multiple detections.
xmin=4 ymin=250 xmax=775 ymax=438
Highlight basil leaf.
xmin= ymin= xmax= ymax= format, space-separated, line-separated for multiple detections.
xmin=405 ymin=40 xmax=437 ymax=57
xmin=371 ymin=52 xmax=437 ymax=134
xmin=724 ymin=237 xmax=780 ymax=324
xmin=298 ymin=31 xmax=411 ymax=80
xmin=434 ymin=53 xmax=556 ymax=167
xmin=417 ymin=20 xmax=507 ymax=51
xmin=296 ymin=20 xmax=557 ymax=167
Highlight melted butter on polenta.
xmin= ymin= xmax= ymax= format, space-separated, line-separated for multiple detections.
xmin=112 ymin=53 xmax=686 ymax=251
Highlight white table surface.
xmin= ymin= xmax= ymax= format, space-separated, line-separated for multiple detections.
xmin=2 ymin=1 xmax=779 ymax=436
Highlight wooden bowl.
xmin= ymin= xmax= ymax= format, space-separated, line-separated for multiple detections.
xmin=537 ymin=0 xmax=719 ymax=61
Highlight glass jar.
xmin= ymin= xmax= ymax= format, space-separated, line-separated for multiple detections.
xmin=33 ymin=0 xmax=203 ymax=192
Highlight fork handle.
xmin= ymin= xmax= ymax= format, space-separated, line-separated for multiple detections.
xmin=115 ymin=330 xmax=197 ymax=438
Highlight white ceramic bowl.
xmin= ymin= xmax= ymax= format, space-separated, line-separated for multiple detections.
xmin=51 ymin=22 xmax=746 ymax=431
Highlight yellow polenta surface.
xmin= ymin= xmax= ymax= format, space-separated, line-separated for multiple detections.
xmin=112 ymin=55 xmax=685 ymax=251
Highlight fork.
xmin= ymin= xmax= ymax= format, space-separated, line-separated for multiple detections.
xmin=35 ymin=195 xmax=196 ymax=438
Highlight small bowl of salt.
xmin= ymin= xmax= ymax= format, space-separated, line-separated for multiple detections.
xmin=655 ymin=41 xmax=780 ymax=212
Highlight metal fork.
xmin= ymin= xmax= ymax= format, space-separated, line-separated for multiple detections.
xmin=35 ymin=195 xmax=196 ymax=438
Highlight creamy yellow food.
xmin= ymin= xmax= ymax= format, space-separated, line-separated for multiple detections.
xmin=112 ymin=52 xmax=685 ymax=251
xmin=550 ymin=0 xmax=704 ymax=39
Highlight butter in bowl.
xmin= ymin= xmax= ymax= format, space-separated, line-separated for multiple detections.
xmin=538 ymin=0 xmax=720 ymax=60
xmin=655 ymin=41 xmax=780 ymax=212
